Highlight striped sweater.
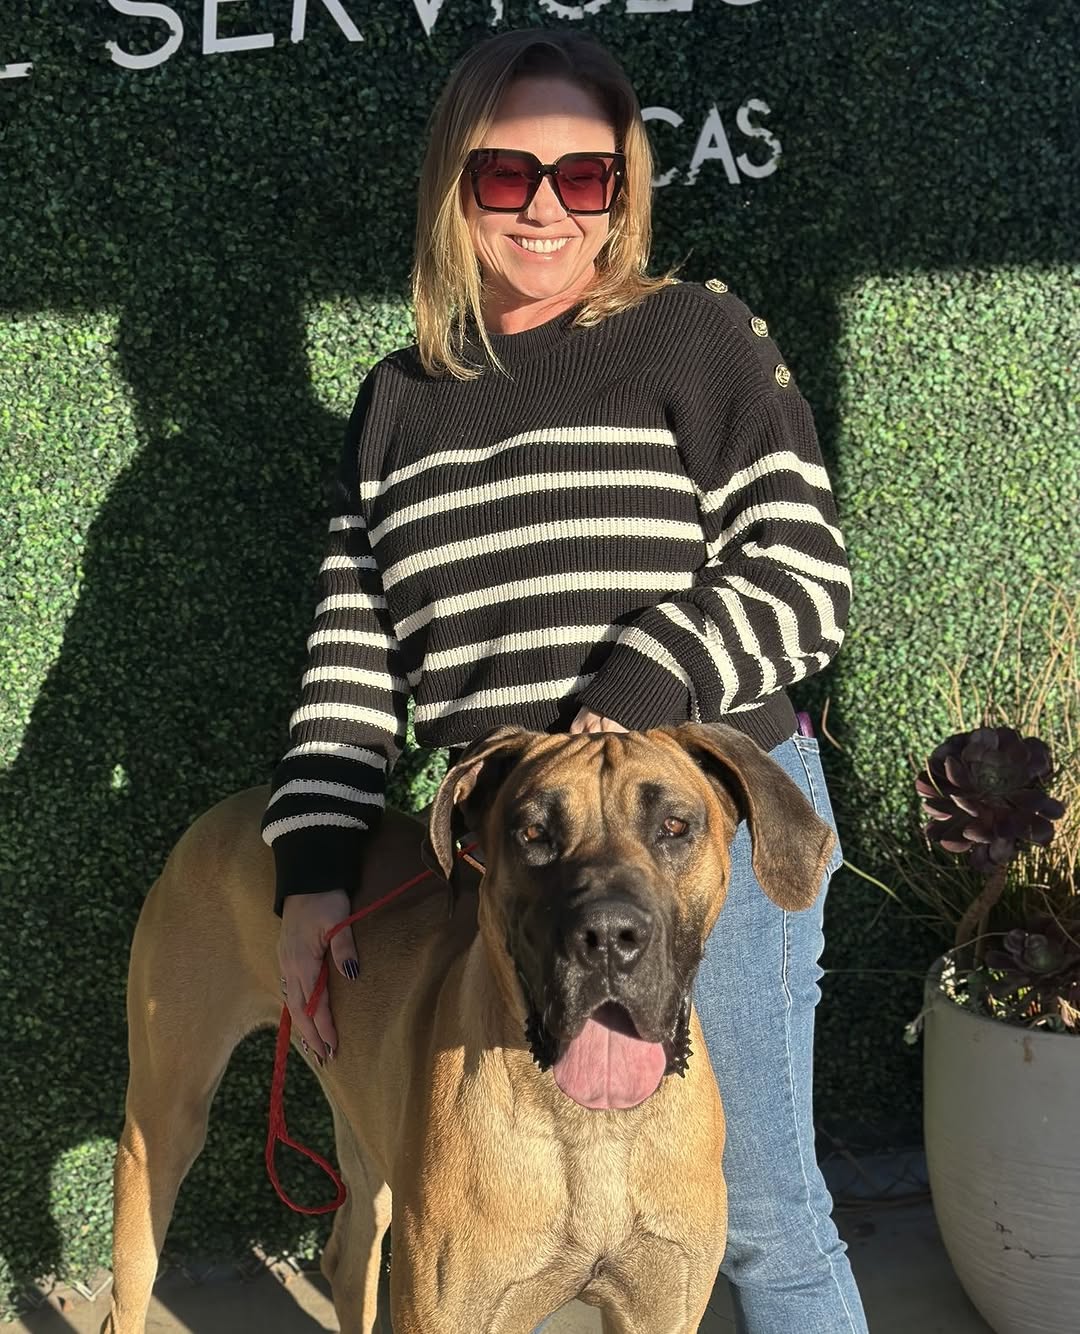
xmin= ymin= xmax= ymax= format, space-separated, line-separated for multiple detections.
xmin=261 ymin=279 xmax=852 ymax=911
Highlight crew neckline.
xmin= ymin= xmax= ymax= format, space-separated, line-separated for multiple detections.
xmin=467 ymin=300 xmax=586 ymax=369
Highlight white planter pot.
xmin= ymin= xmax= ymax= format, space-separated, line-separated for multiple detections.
xmin=923 ymin=955 xmax=1080 ymax=1334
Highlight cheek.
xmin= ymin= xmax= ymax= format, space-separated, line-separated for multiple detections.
xmin=478 ymin=216 xmax=506 ymax=250
xmin=469 ymin=214 xmax=511 ymax=267
xmin=661 ymin=837 xmax=729 ymax=935
xmin=579 ymin=216 xmax=610 ymax=257
xmin=696 ymin=845 xmax=731 ymax=933
xmin=496 ymin=890 xmax=552 ymax=982
xmin=477 ymin=884 xmax=509 ymax=946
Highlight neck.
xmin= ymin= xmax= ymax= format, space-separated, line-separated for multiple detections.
xmin=481 ymin=271 xmax=595 ymax=334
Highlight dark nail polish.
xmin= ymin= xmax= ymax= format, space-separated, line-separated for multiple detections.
xmin=343 ymin=959 xmax=359 ymax=980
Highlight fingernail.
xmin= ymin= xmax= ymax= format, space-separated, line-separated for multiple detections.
xmin=315 ymin=1053 xmax=324 ymax=1068
xmin=343 ymin=959 xmax=359 ymax=980
xmin=301 ymin=1038 xmax=310 ymax=1054
xmin=325 ymin=1044 xmax=335 ymax=1061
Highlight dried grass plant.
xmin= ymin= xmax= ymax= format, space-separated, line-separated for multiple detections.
xmin=942 ymin=579 xmax=1079 ymax=913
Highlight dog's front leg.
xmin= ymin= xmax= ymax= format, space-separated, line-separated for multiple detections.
xmin=391 ymin=1290 xmax=559 ymax=1334
xmin=319 ymin=1105 xmax=393 ymax=1334
xmin=598 ymin=1301 xmax=713 ymax=1334
xmin=388 ymin=1228 xmax=561 ymax=1334
xmin=591 ymin=1243 xmax=722 ymax=1334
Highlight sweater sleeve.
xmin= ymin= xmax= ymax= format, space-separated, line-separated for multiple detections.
xmin=575 ymin=290 xmax=851 ymax=731
xmin=261 ymin=364 xmax=409 ymax=914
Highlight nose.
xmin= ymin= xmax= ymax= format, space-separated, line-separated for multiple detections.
xmin=567 ymin=897 xmax=653 ymax=976
xmin=525 ymin=175 xmax=567 ymax=224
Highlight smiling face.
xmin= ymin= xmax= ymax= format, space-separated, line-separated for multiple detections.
xmin=461 ymin=76 xmax=618 ymax=330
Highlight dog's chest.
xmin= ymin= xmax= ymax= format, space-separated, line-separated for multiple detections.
xmin=455 ymin=1108 xmax=641 ymax=1250
xmin=558 ymin=1138 xmax=639 ymax=1245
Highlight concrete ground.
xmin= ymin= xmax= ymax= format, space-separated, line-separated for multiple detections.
xmin=12 ymin=1193 xmax=993 ymax=1333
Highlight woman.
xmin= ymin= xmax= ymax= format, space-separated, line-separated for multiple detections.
xmin=263 ymin=27 xmax=867 ymax=1334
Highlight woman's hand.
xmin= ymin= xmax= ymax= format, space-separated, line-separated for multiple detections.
xmin=569 ymin=707 xmax=629 ymax=734
xmin=278 ymin=889 xmax=359 ymax=1062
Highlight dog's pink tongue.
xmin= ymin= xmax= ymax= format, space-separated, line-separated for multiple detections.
xmin=552 ymin=1004 xmax=666 ymax=1110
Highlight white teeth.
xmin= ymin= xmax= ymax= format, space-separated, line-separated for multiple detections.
xmin=514 ymin=236 xmax=569 ymax=253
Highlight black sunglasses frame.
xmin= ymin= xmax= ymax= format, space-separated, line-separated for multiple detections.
xmin=463 ymin=148 xmax=626 ymax=216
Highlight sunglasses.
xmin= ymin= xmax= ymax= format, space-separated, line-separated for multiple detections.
xmin=464 ymin=148 xmax=626 ymax=216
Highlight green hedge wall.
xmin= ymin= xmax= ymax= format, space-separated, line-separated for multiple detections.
xmin=1 ymin=0 xmax=1076 ymax=1313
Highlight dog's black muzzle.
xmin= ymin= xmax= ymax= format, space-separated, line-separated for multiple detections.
xmin=508 ymin=868 xmax=701 ymax=1080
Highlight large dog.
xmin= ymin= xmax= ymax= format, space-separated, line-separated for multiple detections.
xmin=104 ymin=723 xmax=834 ymax=1334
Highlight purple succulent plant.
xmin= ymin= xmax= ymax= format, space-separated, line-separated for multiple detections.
xmin=916 ymin=726 xmax=1065 ymax=873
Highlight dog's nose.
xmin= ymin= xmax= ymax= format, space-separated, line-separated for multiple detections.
xmin=567 ymin=897 xmax=653 ymax=975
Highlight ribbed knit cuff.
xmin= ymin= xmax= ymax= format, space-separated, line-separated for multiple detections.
xmin=271 ymin=825 xmax=370 ymax=916
xmin=575 ymin=644 xmax=691 ymax=731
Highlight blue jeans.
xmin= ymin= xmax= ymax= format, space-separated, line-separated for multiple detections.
xmin=693 ymin=733 xmax=867 ymax=1334
xmin=528 ymin=731 xmax=867 ymax=1334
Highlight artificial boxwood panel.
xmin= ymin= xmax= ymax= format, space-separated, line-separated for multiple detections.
xmin=1 ymin=0 xmax=1076 ymax=1311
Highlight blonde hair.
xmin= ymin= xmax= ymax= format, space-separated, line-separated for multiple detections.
xmin=411 ymin=28 xmax=681 ymax=379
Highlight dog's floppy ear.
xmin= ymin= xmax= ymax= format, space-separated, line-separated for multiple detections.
xmin=666 ymin=723 xmax=835 ymax=911
xmin=422 ymin=725 xmax=535 ymax=883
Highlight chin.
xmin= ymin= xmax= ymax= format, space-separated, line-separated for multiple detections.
xmin=485 ymin=254 xmax=597 ymax=304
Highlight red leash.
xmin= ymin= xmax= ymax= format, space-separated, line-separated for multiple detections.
xmin=265 ymin=843 xmax=481 ymax=1214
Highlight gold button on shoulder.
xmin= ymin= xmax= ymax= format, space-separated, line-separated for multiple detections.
xmin=750 ymin=315 xmax=769 ymax=338
xmin=705 ymin=278 xmax=728 ymax=294
xmin=774 ymin=364 xmax=792 ymax=388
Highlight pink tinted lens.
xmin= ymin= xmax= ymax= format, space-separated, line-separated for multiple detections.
xmin=474 ymin=152 xmax=538 ymax=209
xmin=554 ymin=156 xmax=613 ymax=211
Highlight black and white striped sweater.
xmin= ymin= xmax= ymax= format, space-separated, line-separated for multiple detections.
xmin=262 ymin=279 xmax=852 ymax=910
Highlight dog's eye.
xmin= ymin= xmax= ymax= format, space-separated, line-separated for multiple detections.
xmin=661 ymin=816 xmax=689 ymax=838
xmin=519 ymin=823 xmax=548 ymax=844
